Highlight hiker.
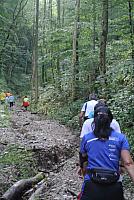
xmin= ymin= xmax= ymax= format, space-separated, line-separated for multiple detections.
xmin=79 ymin=103 xmax=123 ymax=180
xmin=79 ymin=93 xmax=98 ymax=128
xmin=5 ymin=95 xmax=9 ymax=105
xmin=79 ymin=106 xmax=134 ymax=200
xmin=22 ymin=96 xmax=30 ymax=111
xmin=6 ymin=92 xmax=11 ymax=97
xmin=0 ymin=92 xmax=6 ymax=104
xmin=8 ymin=94 xmax=15 ymax=109
xmin=80 ymin=102 xmax=121 ymax=138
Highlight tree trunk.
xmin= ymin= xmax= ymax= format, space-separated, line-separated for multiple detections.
xmin=1 ymin=173 xmax=45 ymax=200
xmin=57 ymin=0 xmax=61 ymax=26
xmin=56 ymin=0 xmax=61 ymax=91
xmin=72 ymin=0 xmax=80 ymax=100
xmin=88 ymin=0 xmax=97 ymax=91
xmin=31 ymin=0 xmax=39 ymax=104
xmin=62 ymin=0 xmax=65 ymax=26
xmin=34 ymin=0 xmax=39 ymax=103
xmin=128 ymin=0 xmax=134 ymax=62
xmin=48 ymin=0 xmax=55 ymax=84
xmin=93 ymin=0 xmax=96 ymax=52
xmin=41 ymin=0 xmax=47 ymax=86
xmin=28 ymin=181 xmax=46 ymax=200
xmin=99 ymin=0 xmax=108 ymax=74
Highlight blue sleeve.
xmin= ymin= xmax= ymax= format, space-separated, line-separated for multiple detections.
xmin=121 ymin=135 xmax=130 ymax=151
xmin=80 ymin=136 xmax=87 ymax=154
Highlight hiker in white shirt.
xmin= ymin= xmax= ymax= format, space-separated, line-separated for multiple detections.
xmin=80 ymin=117 xmax=121 ymax=138
xmin=79 ymin=94 xmax=98 ymax=128
xmin=80 ymin=102 xmax=121 ymax=138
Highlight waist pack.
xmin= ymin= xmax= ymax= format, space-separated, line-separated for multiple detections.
xmin=88 ymin=168 xmax=119 ymax=185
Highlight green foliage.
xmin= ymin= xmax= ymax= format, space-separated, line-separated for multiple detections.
xmin=48 ymin=100 xmax=82 ymax=128
xmin=0 ymin=145 xmax=37 ymax=179
xmin=0 ymin=0 xmax=33 ymax=93
xmin=124 ymin=128 xmax=134 ymax=153
xmin=0 ymin=104 xmax=11 ymax=127
xmin=101 ymin=60 xmax=134 ymax=157
xmin=0 ymin=76 xmax=8 ymax=91
xmin=37 ymin=85 xmax=83 ymax=129
xmin=106 ymin=60 xmax=133 ymax=128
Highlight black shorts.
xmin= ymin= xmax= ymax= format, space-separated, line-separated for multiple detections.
xmin=10 ymin=102 xmax=14 ymax=107
xmin=80 ymin=181 xmax=124 ymax=200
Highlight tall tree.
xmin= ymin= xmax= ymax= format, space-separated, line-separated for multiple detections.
xmin=128 ymin=0 xmax=134 ymax=62
xmin=56 ymin=0 xmax=61 ymax=91
xmin=41 ymin=0 xmax=47 ymax=86
xmin=62 ymin=0 xmax=65 ymax=26
xmin=99 ymin=0 xmax=108 ymax=74
xmin=32 ymin=0 xmax=39 ymax=103
xmin=72 ymin=0 xmax=80 ymax=100
xmin=93 ymin=0 xmax=96 ymax=52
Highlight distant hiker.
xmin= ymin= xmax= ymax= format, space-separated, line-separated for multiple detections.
xmin=22 ymin=96 xmax=30 ymax=111
xmin=5 ymin=95 xmax=9 ymax=104
xmin=79 ymin=93 xmax=98 ymax=128
xmin=6 ymin=92 xmax=11 ymax=97
xmin=8 ymin=94 xmax=15 ymax=109
xmin=0 ymin=92 xmax=6 ymax=104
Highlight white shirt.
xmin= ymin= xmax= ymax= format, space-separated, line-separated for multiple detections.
xmin=81 ymin=100 xmax=98 ymax=117
xmin=80 ymin=118 xmax=121 ymax=138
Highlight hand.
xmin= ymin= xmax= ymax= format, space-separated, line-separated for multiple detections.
xmin=77 ymin=167 xmax=82 ymax=176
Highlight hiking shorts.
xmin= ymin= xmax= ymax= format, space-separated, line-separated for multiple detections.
xmin=80 ymin=180 xmax=124 ymax=200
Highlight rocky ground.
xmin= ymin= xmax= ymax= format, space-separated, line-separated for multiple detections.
xmin=0 ymin=107 xmax=82 ymax=199
xmin=0 ymin=106 xmax=133 ymax=199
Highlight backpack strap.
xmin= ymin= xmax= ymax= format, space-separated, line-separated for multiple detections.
xmin=85 ymin=102 xmax=87 ymax=112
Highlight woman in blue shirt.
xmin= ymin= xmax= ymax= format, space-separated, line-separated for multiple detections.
xmin=79 ymin=106 xmax=134 ymax=200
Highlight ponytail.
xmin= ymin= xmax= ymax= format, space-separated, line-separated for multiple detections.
xmin=93 ymin=107 xmax=113 ymax=139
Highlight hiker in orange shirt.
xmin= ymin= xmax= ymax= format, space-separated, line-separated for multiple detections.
xmin=0 ymin=92 xmax=6 ymax=104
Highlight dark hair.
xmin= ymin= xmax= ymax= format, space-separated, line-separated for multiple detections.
xmin=89 ymin=93 xmax=97 ymax=101
xmin=94 ymin=103 xmax=113 ymax=121
xmin=93 ymin=106 xmax=113 ymax=139
xmin=94 ymin=102 xmax=106 ymax=111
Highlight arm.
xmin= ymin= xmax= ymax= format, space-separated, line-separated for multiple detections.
xmin=79 ymin=152 xmax=88 ymax=168
xmin=79 ymin=102 xmax=87 ymax=128
xmin=78 ymin=135 xmax=88 ymax=176
xmin=79 ymin=111 xmax=85 ymax=128
xmin=121 ymin=150 xmax=134 ymax=182
xmin=78 ymin=152 xmax=88 ymax=177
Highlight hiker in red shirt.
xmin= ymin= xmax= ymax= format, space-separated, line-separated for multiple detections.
xmin=22 ymin=96 xmax=30 ymax=111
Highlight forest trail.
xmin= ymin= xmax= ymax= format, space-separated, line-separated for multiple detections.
xmin=0 ymin=107 xmax=82 ymax=199
xmin=0 ymin=107 xmax=133 ymax=199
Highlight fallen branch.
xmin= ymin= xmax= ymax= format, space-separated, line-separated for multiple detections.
xmin=28 ymin=181 xmax=47 ymax=200
xmin=23 ymin=179 xmax=45 ymax=197
xmin=1 ymin=172 xmax=45 ymax=200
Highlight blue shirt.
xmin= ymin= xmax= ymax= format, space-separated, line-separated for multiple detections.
xmin=8 ymin=95 xmax=15 ymax=102
xmin=80 ymin=131 xmax=130 ymax=172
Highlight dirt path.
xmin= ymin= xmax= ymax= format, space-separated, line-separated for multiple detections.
xmin=0 ymin=108 xmax=82 ymax=199
xmin=0 ymin=107 xmax=133 ymax=199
